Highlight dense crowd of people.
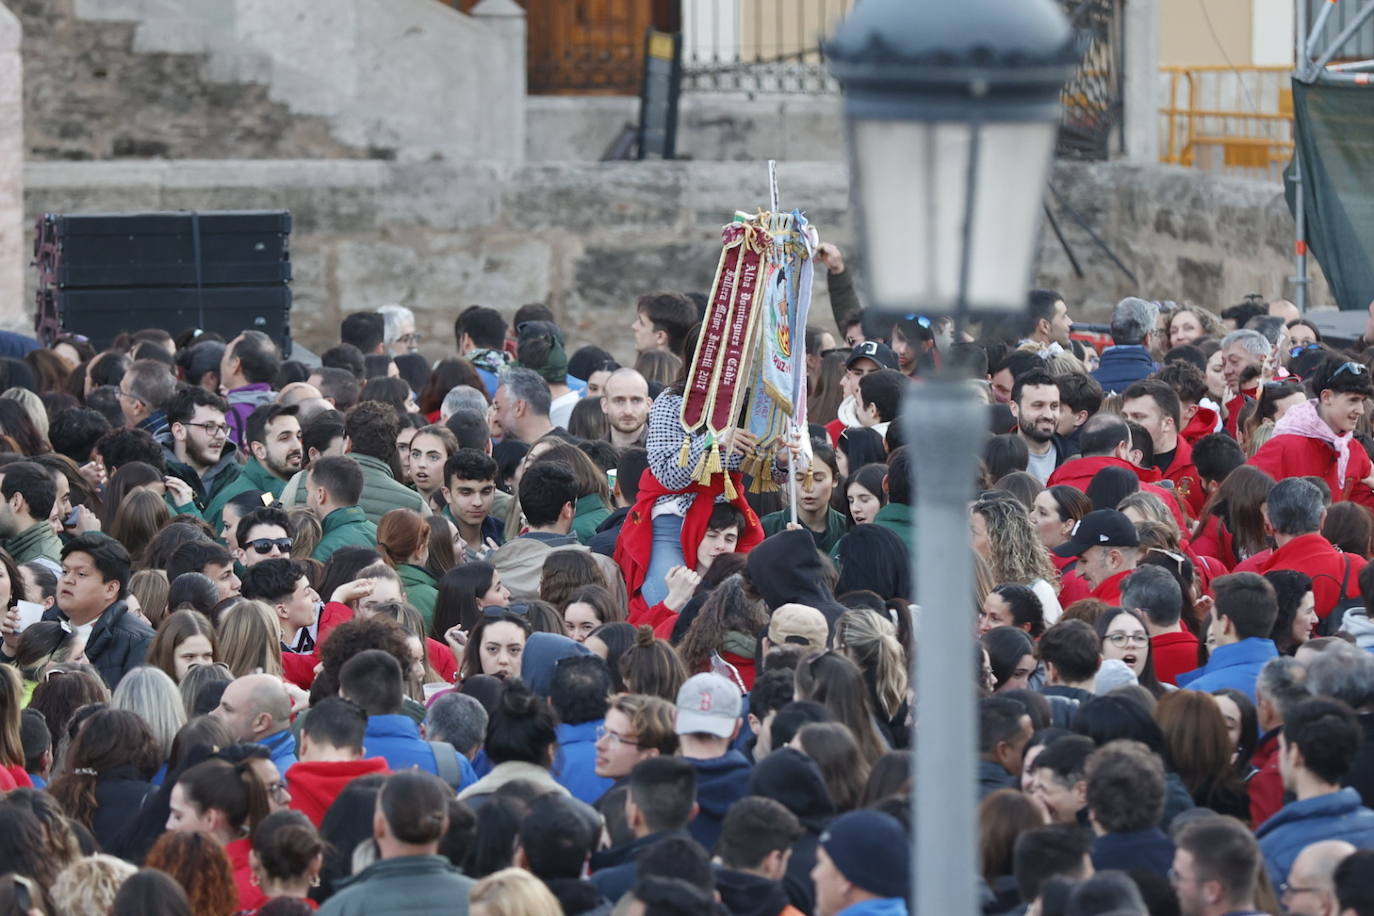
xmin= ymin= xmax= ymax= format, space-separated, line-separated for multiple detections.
xmin=4 ymin=255 xmax=1374 ymax=916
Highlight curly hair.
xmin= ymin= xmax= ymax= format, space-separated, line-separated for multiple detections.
xmin=312 ymin=615 xmax=415 ymax=704
xmin=677 ymin=575 xmax=769 ymax=675
xmin=145 ymin=830 xmax=238 ymax=916
xmin=972 ymin=497 xmax=1058 ymax=589
xmin=51 ymin=854 xmax=137 ymax=916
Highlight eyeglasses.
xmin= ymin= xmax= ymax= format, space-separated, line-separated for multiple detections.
xmin=264 ymin=780 xmax=289 ymax=800
xmin=596 ymin=725 xmax=640 ymax=747
xmin=246 ymin=538 xmax=292 ymax=554
xmin=185 ymin=421 xmax=231 ymax=437
xmin=1104 ymin=632 xmax=1150 ymax=648
xmin=115 ymin=389 xmax=145 ymax=404
xmin=1280 ymin=882 xmax=1324 ymax=899
xmin=396 ymin=332 xmax=422 ymax=346
xmin=1333 ymin=361 xmax=1369 ymax=380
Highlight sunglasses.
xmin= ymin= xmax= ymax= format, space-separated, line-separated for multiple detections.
xmin=246 ymin=538 xmax=292 ymax=553
xmin=1333 ymin=361 xmax=1369 ymax=380
xmin=821 ymin=347 xmax=853 ymax=358
xmin=1289 ymin=342 xmax=1322 ymax=359
xmin=901 ymin=312 xmax=933 ymax=329
xmin=483 ymin=603 xmax=529 ymax=618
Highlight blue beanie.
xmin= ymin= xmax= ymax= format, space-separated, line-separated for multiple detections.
xmin=519 ymin=632 xmax=589 ymax=696
xmin=818 ymin=810 xmax=911 ymax=899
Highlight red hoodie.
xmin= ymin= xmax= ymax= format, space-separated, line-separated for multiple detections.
xmin=1158 ymin=436 xmax=1205 ymax=518
xmin=1181 ymin=406 xmax=1220 ymax=445
xmin=1250 ymin=432 xmax=1374 ymax=508
xmin=1256 ymin=533 xmax=1364 ymax=620
xmin=1047 ymin=456 xmax=1188 ymax=529
xmin=287 ymin=757 xmax=391 ymax=827
xmin=1224 ymin=388 xmax=1257 ymax=438
xmin=1151 ymin=629 xmax=1201 ymax=686
xmin=226 ymin=837 xmax=263 ymax=913
xmin=282 ymin=602 xmax=356 ymax=690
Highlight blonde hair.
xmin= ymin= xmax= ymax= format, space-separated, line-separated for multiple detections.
xmin=288 ymin=508 xmax=323 ymax=561
xmin=111 ymin=665 xmax=187 ymax=762
xmin=218 ymin=600 xmax=283 ymax=678
xmin=973 ymin=498 xmax=1058 ymax=589
xmin=130 ymin=569 xmax=171 ymax=629
xmin=51 ymin=854 xmax=137 ymax=916
xmin=468 ymin=867 xmax=563 ymax=916
xmin=2 ymin=387 xmax=49 ymax=439
xmin=1117 ymin=491 xmax=1182 ymax=540
xmin=836 ymin=609 xmax=908 ymax=721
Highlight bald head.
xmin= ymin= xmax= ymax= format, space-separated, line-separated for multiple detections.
xmin=278 ymin=383 xmax=331 ymax=422
xmin=602 ymin=368 xmax=651 ymax=439
xmin=1292 ymin=839 xmax=1357 ymax=887
xmin=1078 ymin=412 xmax=1131 ymax=458
xmin=212 ymin=673 xmax=292 ymax=742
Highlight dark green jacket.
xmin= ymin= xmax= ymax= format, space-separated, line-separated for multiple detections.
xmin=312 ymin=506 xmax=378 ymax=563
xmin=398 ymin=564 xmax=438 ymax=631
xmin=873 ymin=502 xmax=913 ymax=551
xmin=351 ymin=453 xmax=428 ymax=525
xmin=572 ymin=493 xmax=612 ymax=545
xmin=761 ymin=507 xmax=851 ymax=554
xmin=160 ymin=436 xmax=243 ymax=514
xmin=3 ymin=520 xmax=63 ymax=565
xmin=204 ymin=458 xmax=286 ymax=531
xmin=318 ymin=855 xmax=473 ymax=916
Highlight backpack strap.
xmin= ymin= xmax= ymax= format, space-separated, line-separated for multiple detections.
xmin=428 ymin=740 xmax=461 ymax=788
xmin=1342 ymin=554 xmax=1356 ymax=600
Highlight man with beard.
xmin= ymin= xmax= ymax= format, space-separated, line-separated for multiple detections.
xmin=600 ymin=368 xmax=650 ymax=448
xmin=206 ymin=403 xmax=302 ymax=532
xmin=162 ymin=385 xmax=243 ymax=516
xmin=1010 ymin=369 xmax=1069 ymax=484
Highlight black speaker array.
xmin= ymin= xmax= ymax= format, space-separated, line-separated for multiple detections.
xmin=33 ymin=210 xmax=294 ymax=355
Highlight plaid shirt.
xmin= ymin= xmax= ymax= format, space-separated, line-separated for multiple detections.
xmin=646 ymin=392 xmax=784 ymax=515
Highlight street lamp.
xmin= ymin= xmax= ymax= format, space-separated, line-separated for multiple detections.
xmin=826 ymin=2 xmax=1077 ymax=915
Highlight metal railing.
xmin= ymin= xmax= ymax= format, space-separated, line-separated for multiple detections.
xmin=680 ymin=0 xmax=853 ymax=93
xmin=1159 ymin=66 xmax=1294 ymax=182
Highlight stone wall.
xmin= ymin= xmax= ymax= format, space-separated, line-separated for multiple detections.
xmin=20 ymin=158 xmax=1327 ymax=359
xmin=17 ymin=0 xmax=525 ymax=163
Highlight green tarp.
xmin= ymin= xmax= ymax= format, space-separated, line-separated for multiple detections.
xmin=1286 ymin=78 xmax=1374 ymax=311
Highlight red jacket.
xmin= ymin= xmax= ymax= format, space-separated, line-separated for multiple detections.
xmin=1151 ymin=629 xmax=1201 ymax=686
xmin=1181 ymin=406 xmax=1220 ymax=445
xmin=1090 ymin=569 xmax=1132 ymax=605
xmin=1250 ymin=433 xmax=1374 ymax=508
xmin=1159 ymin=436 xmax=1205 ymax=518
xmin=1256 ymin=533 xmax=1364 ymax=621
xmin=1191 ymin=515 xmax=1237 ymax=570
xmin=1249 ymin=729 xmax=1283 ymax=827
xmin=287 ymin=757 xmax=391 ymax=826
xmin=281 ymin=602 xmax=356 ymax=690
xmin=1047 ymin=456 xmax=1188 ymax=530
xmin=227 ymin=837 xmax=264 ymax=913
xmin=616 ymin=469 xmax=762 ymax=618
xmin=1224 ymin=388 xmax=1257 ymax=438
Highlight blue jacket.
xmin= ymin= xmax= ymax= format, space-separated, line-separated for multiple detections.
xmin=686 ymin=750 xmax=753 ymax=852
xmin=1091 ymin=345 xmax=1159 ymax=395
xmin=1257 ymin=788 xmax=1374 ymax=885
xmin=1092 ymin=828 xmax=1174 ymax=878
xmin=363 ymin=714 xmax=476 ymax=789
xmin=259 ymin=728 xmax=298 ymax=774
xmin=1176 ymin=638 xmax=1278 ymax=702
xmin=836 ymin=898 xmax=909 ymax=916
xmin=555 ymin=720 xmax=614 ymax=805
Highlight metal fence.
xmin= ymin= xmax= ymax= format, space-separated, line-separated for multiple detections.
xmin=679 ymin=0 xmax=853 ymax=93
xmin=1159 ymin=66 xmax=1294 ymax=182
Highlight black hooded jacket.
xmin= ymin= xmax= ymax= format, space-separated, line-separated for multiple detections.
xmin=747 ymin=530 xmax=847 ymax=631
xmin=715 ymin=866 xmax=795 ymax=916
xmin=42 ymin=599 xmax=152 ymax=689
xmin=750 ymin=748 xmax=836 ymax=915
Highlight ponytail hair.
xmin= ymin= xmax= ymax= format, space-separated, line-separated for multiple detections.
xmin=177 ymin=758 xmax=270 ymax=836
xmin=836 ymin=609 xmax=908 ymax=722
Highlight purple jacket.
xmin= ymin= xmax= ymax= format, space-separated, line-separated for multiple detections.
xmin=225 ymin=384 xmax=275 ymax=446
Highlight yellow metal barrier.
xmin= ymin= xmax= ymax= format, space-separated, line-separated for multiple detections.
xmin=1160 ymin=66 xmax=1294 ymax=181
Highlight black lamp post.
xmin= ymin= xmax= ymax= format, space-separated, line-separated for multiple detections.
xmin=826 ymin=2 xmax=1077 ymax=914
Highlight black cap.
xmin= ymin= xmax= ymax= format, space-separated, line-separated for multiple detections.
xmin=846 ymin=340 xmax=899 ymax=371
xmin=1052 ymin=509 xmax=1140 ymax=557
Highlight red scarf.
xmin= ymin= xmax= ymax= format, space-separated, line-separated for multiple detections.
xmin=615 ymin=467 xmax=763 ymax=598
